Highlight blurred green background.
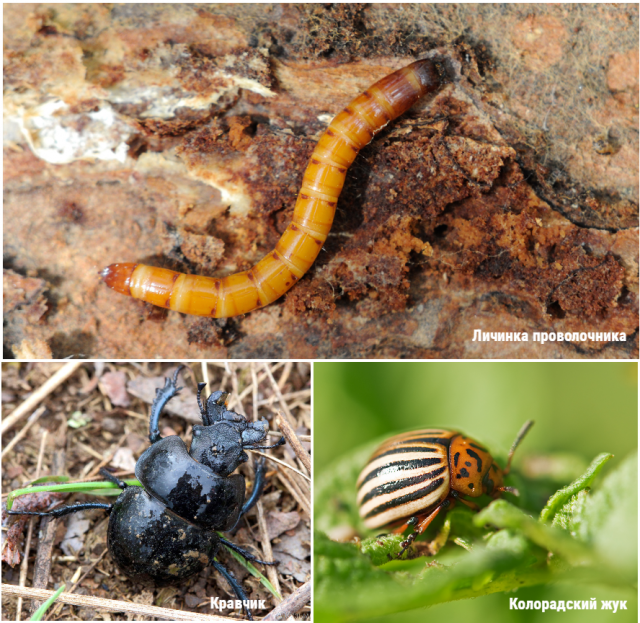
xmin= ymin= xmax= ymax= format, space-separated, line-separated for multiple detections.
xmin=315 ymin=362 xmax=637 ymax=471
xmin=314 ymin=362 xmax=638 ymax=623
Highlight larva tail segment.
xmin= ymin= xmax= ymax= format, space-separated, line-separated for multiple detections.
xmin=102 ymin=59 xmax=441 ymax=318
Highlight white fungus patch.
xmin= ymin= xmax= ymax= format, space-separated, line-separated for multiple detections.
xmin=16 ymin=99 xmax=133 ymax=164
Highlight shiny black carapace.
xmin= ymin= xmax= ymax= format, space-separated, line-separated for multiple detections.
xmin=8 ymin=366 xmax=285 ymax=620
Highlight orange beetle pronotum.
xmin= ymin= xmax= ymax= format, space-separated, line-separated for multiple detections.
xmin=102 ymin=59 xmax=442 ymax=318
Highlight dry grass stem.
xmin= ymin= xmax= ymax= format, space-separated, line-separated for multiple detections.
xmin=249 ymin=451 xmax=310 ymax=482
xmin=262 ymin=364 xmax=296 ymax=427
xmin=1 ymin=584 xmax=235 ymax=621
xmin=1 ymin=406 xmax=47 ymax=459
xmin=275 ymin=413 xmax=311 ymax=473
xmin=87 ymin=431 xmax=129 ymax=478
xmin=1 ymin=362 xmax=83 ymax=434
xmin=262 ymin=580 xmax=311 ymax=620
xmin=275 ymin=468 xmax=311 ymax=517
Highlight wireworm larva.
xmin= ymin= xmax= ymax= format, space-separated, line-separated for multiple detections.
xmin=102 ymin=59 xmax=441 ymax=317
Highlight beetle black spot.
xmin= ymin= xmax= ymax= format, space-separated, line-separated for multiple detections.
xmin=470 ymin=442 xmax=488 ymax=452
xmin=458 ymin=467 xmax=470 ymax=478
xmin=454 ymin=452 xmax=460 ymax=467
xmin=466 ymin=449 xmax=482 ymax=472
xmin=468 ymin=483 xmax=475 ymax=490
xmin=465 ymin=461 xmax=471 ymax=467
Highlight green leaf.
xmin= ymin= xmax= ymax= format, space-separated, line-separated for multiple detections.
xmin=578 ymin=452 xmax=638 ymax=579
xmin=29 ymin=475 xmax=70 ymax=485
xmin=67 ymin=411 xmax=90 ymax=428
xmin=360 ymin=533 xmax=406 ymax=565
xmin=550 ymin=488 xmax=589 ymax=534
xmin=474 ymin=499 xmax=595 ymax=566
xmin=29 ymin=584 xmax=65 ymax=621
xmin=314 ymin=527 xmax=552 ymax=623
xmin=540 ymin=452 xmax=613 ymax=522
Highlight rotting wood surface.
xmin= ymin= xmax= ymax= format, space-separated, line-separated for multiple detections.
xmin=3 ymin=4 xmax=638 ymax=358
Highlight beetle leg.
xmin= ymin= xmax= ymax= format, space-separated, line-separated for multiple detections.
xmin=8 ymin=503 xmax=113 ymax=519
xmin=396 ymin=498 xmax=453 ymax=558
xmin=391 ymin=515 xmax=418 ymax=535
xmin=211 ymin=558 xmax=254 ymax=620
xmin=240 ymin=457 xmax=266 ymax=517
xmin=449 ymin=490 xmax=479 ymax=511
xmin=99 ymin=467 xmax=127 ymax=490
xmin=148 ymin=365 xmax=185 ymax=444
xmin=219 ymin=536 xmax=277 ymax=566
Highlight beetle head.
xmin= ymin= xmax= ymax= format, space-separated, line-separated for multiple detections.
xmin=191 ymin=385 xmax=273 ymax=475
xmin=191 ymin=422 xmax=245 ymax=476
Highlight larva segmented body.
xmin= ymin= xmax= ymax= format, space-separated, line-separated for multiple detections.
xmin=357 ymin=422 xmax=533 ymax=553
xmin=102 ymin=59 xmax=441 ymax=317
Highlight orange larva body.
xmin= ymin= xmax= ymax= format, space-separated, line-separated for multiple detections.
xmin=102 ymin=59 xmax=441 ymax=317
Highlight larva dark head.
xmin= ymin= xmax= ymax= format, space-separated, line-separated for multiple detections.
xmin=101 ymin=262 xmax=137 ymax=295
xmin=409 ymin=59 xmax=441 ymax=95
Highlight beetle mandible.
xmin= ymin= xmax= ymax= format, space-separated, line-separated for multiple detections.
xmin=8 ymin=366 xmax=285 ymax=620
xmin=357 ymin=421 xmax=534 ymax=554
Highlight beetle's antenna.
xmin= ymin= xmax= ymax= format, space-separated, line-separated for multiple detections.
xmin=504 ymin=420 xmax=534 ymax=476
xmin=196 ymin=382 xmax=208 ymax=421
xmin=245 ymin=436 xmax=286 ymax=451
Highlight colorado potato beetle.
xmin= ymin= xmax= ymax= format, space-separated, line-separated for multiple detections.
xmin=356 ymin=421 xmax=534 ymax=553
xmin=102 ymin=58 xmax=442 ymax=317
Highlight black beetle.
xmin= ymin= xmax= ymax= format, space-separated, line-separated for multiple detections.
xmin=8 ymin=366 xmax=286 ymax=620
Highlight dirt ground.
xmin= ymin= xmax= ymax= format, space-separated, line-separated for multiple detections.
xmin=3 ymin=4 xmax=638 ymax=358
xmin=2 ymin=361 xmax=311 ymax=620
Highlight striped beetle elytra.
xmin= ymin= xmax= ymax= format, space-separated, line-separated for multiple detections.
xmin=357 ymin=421 xmax=534 ymax=554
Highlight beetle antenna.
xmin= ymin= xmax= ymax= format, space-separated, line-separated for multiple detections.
xmin=196 ymin=382 xmax=208 ymax=420
xmin=497 ymin=485 xmax=519 ymax=496
xmin=245 ymin=436 xmax=286 ymax=451
xmin=504 ymin=420 xmax=534 ymax=476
